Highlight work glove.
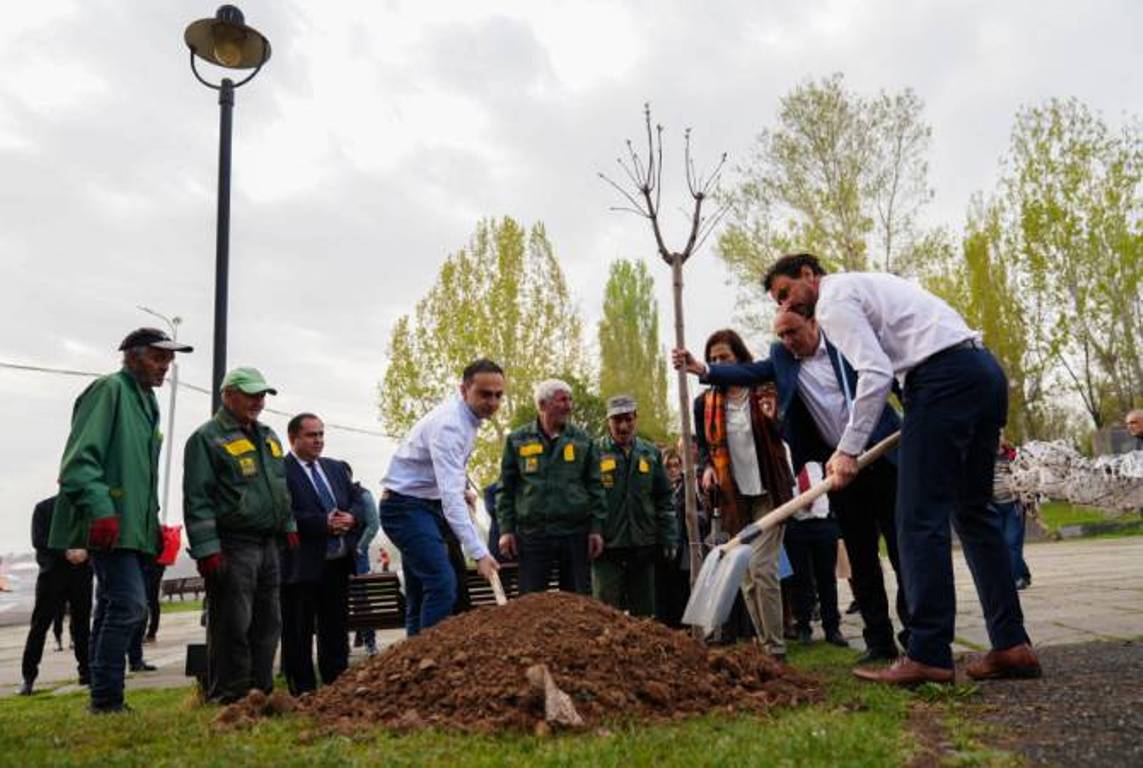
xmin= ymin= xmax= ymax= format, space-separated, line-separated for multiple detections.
xmin=286 ymin=532 xmax=300 ymax=550
xmin=88 ymin=517 xmax=120 ymax=550
xmin=196 ymin=553 xmax=225 ymax=578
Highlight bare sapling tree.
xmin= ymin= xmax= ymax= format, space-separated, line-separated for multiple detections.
xmin=600 ymin=104 xmax=728 ymax=585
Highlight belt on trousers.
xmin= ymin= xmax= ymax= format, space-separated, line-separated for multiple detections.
xmin=380 ymin=488 xmax=441 ymax=508
xmin=923 ymin=337 xmax=986 ymax=367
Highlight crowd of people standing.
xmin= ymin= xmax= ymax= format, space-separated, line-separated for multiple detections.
xmin=24 ymin=247 xmax=1082 ymax=713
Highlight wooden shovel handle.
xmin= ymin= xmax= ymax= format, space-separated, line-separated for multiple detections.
xmin=729 ymin=431 xmax=901 ymax=548
xmin=489 ymin=570 xmax=508 ymax=606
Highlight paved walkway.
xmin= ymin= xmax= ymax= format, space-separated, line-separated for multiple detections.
xmin=1 ymin=537 xmax=1140 ymax=697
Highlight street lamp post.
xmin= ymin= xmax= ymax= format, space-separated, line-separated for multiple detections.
xmin=184 ymin=5 xmax=271 ymax=413
xmin=138 ymin=306 xmax=182 ymax=523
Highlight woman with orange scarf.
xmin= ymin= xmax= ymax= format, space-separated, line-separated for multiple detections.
xmin=694 ymin=329 xmax=794 ymax=659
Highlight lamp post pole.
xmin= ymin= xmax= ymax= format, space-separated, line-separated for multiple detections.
xmin=185 ymin=4 xmax=271 ymax=414
xmin=212 ymin=78 xmax=234 ymax=414
xmin=138 ymin=306 xmax=182 ymax=523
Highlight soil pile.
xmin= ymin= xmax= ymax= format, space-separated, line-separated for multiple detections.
xmin=302 ymin=591 xmax=819 ymax=734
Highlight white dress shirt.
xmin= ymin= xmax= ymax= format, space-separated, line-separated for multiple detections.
xmin=816 ymin=272 xmax=980 ymax=456
xmin=795 ymin=333 xmax=851 ymax=449
xmin=381 ymin=395 xmax=489 ymax=561
xmin=725 ymin=395 xmax=764 ymax=496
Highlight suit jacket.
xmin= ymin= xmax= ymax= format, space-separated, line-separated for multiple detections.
xmin=281 ymin=454 xmax=362 ymax=584
xmin=702 ymin=338 xmax=900 ymax=474
xmin=32 ymin=496 xmax=63 ymax=573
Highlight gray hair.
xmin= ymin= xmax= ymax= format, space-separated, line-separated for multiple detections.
xmin=1128 ymin=409 xmax=1143 ymax=421
xmin=534 ymin=378 xmax=572 ymax=409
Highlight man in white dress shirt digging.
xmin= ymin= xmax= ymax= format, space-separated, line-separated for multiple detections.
xmin=762 ymin=253 xmax=1041 ymax=686
xmin=379 ymin=359 xmax=504 ymax=636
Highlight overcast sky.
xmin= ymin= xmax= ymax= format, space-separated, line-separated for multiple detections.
xmin=1 ymin=0 xmax=1139 ymax=554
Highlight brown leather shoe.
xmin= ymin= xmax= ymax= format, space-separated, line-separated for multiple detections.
xmin=966 ymin=643 xmax=1042 ymax=680
xmin=853 ymin=656 xmax=954 ymax=686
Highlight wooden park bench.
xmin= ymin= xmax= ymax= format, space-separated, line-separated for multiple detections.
xmin=347 ymin=562 xmax=538 ymax=630
xmin=161 ymin=576 xmax=205 ymax=601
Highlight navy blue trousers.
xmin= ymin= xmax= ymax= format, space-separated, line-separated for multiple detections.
xmin=379 ymin=492 xmax=456 ymax=636
xmin=898 ymin=346 xmax=1029 ymax=669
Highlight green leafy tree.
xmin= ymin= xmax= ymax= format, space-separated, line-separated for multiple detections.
xmin=1002 ymin=98 xmax=1143 ymax=428
xmin=379 ymin=217 xmax=586 ymax=484
xmin=717 ymin=73 xmax=934 ymax=329
xmin=596 ymin=259 xmax=674 ymax=444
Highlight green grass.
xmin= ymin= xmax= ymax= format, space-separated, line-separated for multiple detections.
xmin=1038 ymin=502 xmax=1116 ymax=531
xmin=159 ymin=599 xmax=204 ymax=615
xmin=1037 ymin=502 xmax=1142 ymax=538
xmin=0 ymin=642 xmax=1016 ymax=767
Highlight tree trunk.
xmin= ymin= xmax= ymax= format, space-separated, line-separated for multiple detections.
xmin=670 ymin=253 xmax=704 ymax=581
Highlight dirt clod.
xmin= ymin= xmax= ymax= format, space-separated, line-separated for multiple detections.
xmin=301 ymin=591 xmax=818 ymax=733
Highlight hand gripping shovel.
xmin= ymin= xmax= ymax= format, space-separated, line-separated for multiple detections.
xmin=681 ymin=430 xmax=900 ymax=634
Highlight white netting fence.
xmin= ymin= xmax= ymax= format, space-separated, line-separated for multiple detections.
xmin=1010 ymin=442 xmax=1143 ymax=513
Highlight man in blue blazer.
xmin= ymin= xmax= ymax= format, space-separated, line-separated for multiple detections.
xmin=281 ymin=413 xmax=362 ymax=694
xmin=674 ymin=310 xmax=909 ymax=663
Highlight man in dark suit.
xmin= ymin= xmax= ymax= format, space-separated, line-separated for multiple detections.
xmin=280 ymin=413 xmax=361 ymax=694
xmin=20 ymin=496 xmax=93 ymax=695
xmin=674 ymin=310 xmax=909 ymax=664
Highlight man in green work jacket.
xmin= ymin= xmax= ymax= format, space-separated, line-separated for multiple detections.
xmin=593 ymin=395 xmax=677 ymax=616
xmin=497 ymin=379 xmax=607 ymax=595
xmin=183 ymin=367 xmax=297 ymax=704
xmin=49 ymin=327 xmax=193 ymax=713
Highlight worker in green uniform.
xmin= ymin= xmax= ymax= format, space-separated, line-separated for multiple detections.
xmin=183 ymin=367 xmax=297 ymax=704
xmin=593 ymin=395 xmax=677 ymax=616
xmin=497 ymin=379 xmax=607 ymax=595
xmin=49 ymin=327 xmax=193 ymax=713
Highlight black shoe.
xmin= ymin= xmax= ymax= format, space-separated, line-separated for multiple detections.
xmin=1015 ymin=577 xmax=1030 ymax=590
xmin=825 ymin=630 xmax=850 ymax=648
xmin=845 ymin=600 xmax=861 ymax=615
xmin=797 ymin=626 xmax=813 ymax=645
xmin=90 ymin=703 xmax=133 ymax=715
xmin=856 ymin=648 xmax=899 ymax=665
xmin=130 ymin=662 xmax=157 ymax=672
xmin=78 ymin=671 xmax=91 ymax=686
xmin=18 ymin=680 xmax=34 ymax=696
xmin=144 ymin=634 xmax=157 ymax=644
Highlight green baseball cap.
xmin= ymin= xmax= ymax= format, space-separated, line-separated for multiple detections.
xmin=220 ymin=366 xmax=277 ymax=395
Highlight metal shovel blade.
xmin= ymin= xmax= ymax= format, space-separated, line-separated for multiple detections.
xmin=680 ymin=542 xmax=755 ymax=633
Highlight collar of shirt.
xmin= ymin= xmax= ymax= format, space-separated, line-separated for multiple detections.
xmin=456 ymin=395 xmax=482 ymax=429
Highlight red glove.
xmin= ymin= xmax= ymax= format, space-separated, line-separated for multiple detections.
xmin=196 ymin=553 xmax=224 ymax=578
xmin=286 ymin=532 xmax=300 ymax=550
xmin=88 ymin=517 xmax=120 ymax=550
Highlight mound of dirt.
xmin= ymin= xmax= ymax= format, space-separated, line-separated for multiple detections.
xmin=302 ymin=591 xmax=819 ymax=734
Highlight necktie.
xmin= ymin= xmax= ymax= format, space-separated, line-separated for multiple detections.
xmin=309 ymin=462 xmax=347 ymax=559
xmin=308 ymin=461 xmax=337 ymax=511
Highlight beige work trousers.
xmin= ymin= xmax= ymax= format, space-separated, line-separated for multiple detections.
xmin=740 ymin=494 xmax=785 ymax=655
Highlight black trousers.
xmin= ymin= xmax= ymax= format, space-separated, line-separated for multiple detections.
xmin=21 ymin=563 xmax=92 ymax=682
xmin=654 ymin=560 xmax=691 ymax=628
xmin=516 ymin=530 xmax=591 ymax=595
xmin=145 ymin=563 xmax=164 ymax=638
xmin=280 ymin=555 xmax=353 ymax=694
xmin=829 ymin=457 xmax=910 ymax=654
xmin=898 ymin=347 xmax=1027 ymax=669
xmin=785 ymin=518 xmax=841 ymax=633
xmin=205 ymin=537 xmax=281 ymax=704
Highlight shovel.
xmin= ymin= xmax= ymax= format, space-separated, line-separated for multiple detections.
xmin=681 ymin=430 xmax=900 ymax=634
xmin=467 ymin=475 xmax=509 ymax=606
